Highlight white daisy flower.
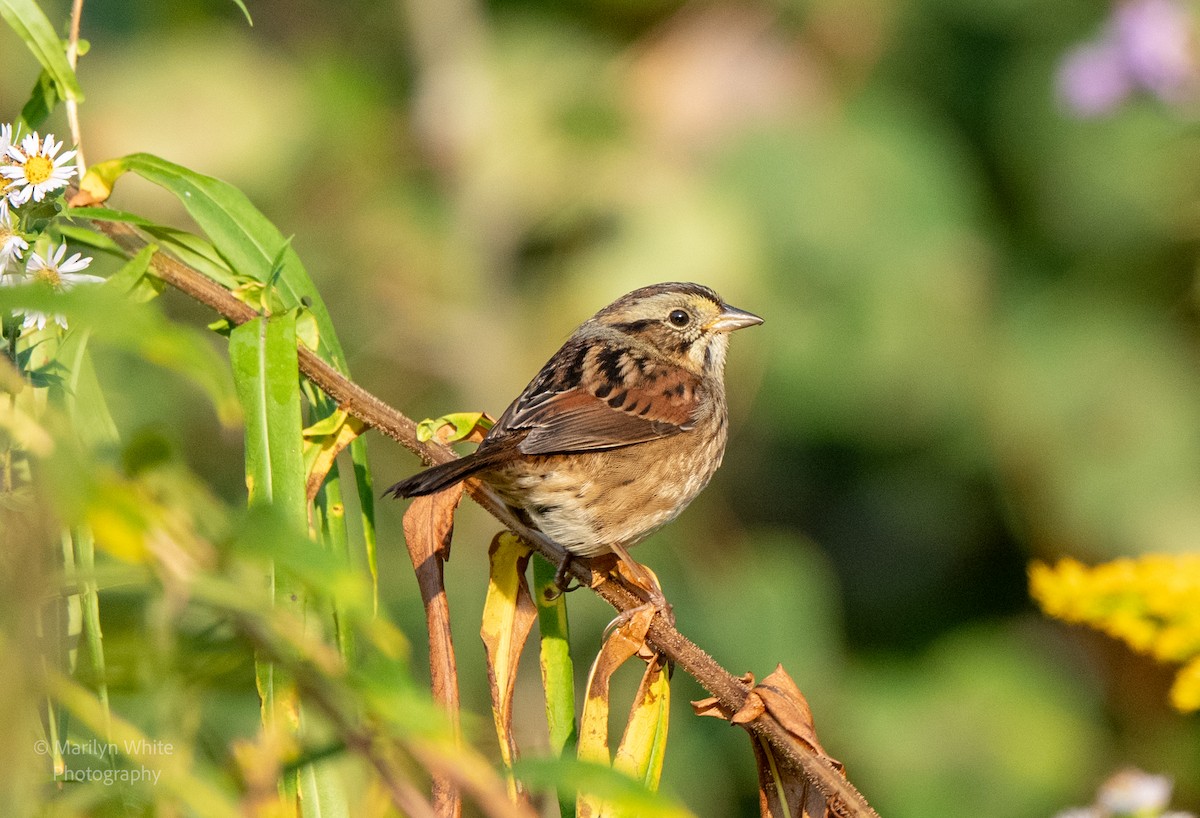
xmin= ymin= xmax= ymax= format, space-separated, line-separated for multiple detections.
xmin=1098 ymin=769 xmax=1172 ymax=813
xmin=0 ymin=201 xmax=27 ymax=272
xmin=1 ymin=132 xmax=78 ymax=206
xmin=0 ymin=123 xmax=15 ymax=155
xmin=0 ymin=123 xmax=18 ymax=203
xmin=2 ymin=242 xmax=103 ymax=331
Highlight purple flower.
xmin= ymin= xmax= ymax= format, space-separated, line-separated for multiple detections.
xmin=1058 ymin=40 xmax=1134 ymax=115
xmin=1115 ymin=0 xmax=1195 ymax=99
xmin=1056 ymin=0 xmax=1197 ymax=116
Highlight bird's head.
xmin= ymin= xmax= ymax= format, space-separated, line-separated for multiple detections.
xmin=592 ymin=282 xmax=762 ymax=375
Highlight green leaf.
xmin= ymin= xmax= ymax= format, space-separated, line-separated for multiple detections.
xmin=228 ymin=0 xmax=253 ymax=25
xmin=513 ymin=757 xmax=694 ymax=818
xmin=72 ymin=207 xmax=240 ymax=288
xmin=229 ymin=313 xmax=306 ymax=522
xmin=66 ymin=206 xmax=160 ymax=229
xmin=82 ymin=154 xmax=347 ymax=368
xmin=298 ymin=757 xmax=350 ymax=818
xmin=73 ymin=526 xmax=111 ymax=740
xmin=613 ymin=659 xmax=671 ymax=792
xmin=102 ymin=243 xmax=164 ymax=303
xmin=230 ymin=314 xmax=306 ymax=775
xmin=56 ymin=223 xmax=127 ymax=257
xmin=0 ymin=0 xmax=84 ymax=102
xmin=533 ymin=554 xmax=578 ymax=818
xmin=416 ymin=412 xmax=494 ymax=443
xmin=315 ymin=462 xmax=357 ymax=661
xmin=53 ymin=326 xmax=119 ymax=448
xmin=18 ymin=68 xmax=59 ymax=131
xmin=349 ymin=436 xmax=377 ymax=614
xmin=304 ymin=408 xmax=351 ymax=438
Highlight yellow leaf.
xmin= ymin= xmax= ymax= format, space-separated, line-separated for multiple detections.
xmin=612 ymin=655 xmax=671 ymax=793
xmin=480 ymin=531 xmax=537 ymax=803
xmin=577 ymin=608 xmax=654 ymax=818
xmin=302 ymin=413 xmax=365 ymax=502
xmin=72 ymin=157 xmax=126 ymax=206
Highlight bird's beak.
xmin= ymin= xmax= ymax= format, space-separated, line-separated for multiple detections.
xmin=707 ymin=304 xmax=764 ymax=333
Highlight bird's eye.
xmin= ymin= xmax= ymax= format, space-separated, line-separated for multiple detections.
xmin=668 ymin=309 xmax=691 ymax=327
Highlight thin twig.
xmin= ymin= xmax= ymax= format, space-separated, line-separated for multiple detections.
xmin=66 ymin=0 xmax=86 ymax=172
xmin=88 ymin=218 xmax=880 ymax=818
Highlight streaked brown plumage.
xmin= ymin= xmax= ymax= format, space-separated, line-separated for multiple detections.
xmin=385 ymin=282 xmax=762 ymax=593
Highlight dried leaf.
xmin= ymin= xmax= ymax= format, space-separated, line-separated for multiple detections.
xmin=401 ymin=485 xmax=465 ymax=818
xmin=690 ymin=696 xmax=726 ymax=719
xmin=403 ymin=483 xmax=463 ymax=565
xmin=691 ymin=666 xmax=847 ymax=818
xmin=730 ymin=693 xmax=766 ymax=725
xmin=752 ymin=736 xmax=830 ymax=818
xmin=692 ymin=672 xmax=755 ymax=720
xmin=481 ymin=532 xmax=538 ymax=804
xmin=754 ymin=665 xmax=841 ymax=770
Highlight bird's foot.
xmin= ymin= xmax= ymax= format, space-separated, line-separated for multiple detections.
xmin=545 ymin=553 xmax=583 ymax=600
xmin=607 ymin=544 xmax=675 ymax=630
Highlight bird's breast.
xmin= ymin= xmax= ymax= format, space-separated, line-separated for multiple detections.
xmin=481 ymin=412 xmax=728 ymax=557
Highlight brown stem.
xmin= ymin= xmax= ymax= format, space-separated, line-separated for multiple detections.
xmin=66 ymin=0 xmax=86 ymax=171
xmin=89 ymin=218 xmax=880 ymax=818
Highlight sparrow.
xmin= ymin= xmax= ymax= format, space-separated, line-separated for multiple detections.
xmin=385 ymin=282 xmax=762 ymax=604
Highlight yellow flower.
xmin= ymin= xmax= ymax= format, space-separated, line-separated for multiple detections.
xmin=1169 ymin=657 xmax=1200 ymax=712
xmin=1030 ymin=555 xmax=1200 ymax=713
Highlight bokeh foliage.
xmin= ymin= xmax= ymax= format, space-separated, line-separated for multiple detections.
xmin=3 ymin=0 xmax=1200 ymax=816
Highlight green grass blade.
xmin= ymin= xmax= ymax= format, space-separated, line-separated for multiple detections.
xmin=532 ymin=553 xmax=578 ymax=818
xmin=228 ymin=0 xmax=253 ymax=25
xmin=315 ymin=461 xmax=356 ymax=663
xmin=229 ymin=313 xmax=307 ymax=518
xmin=73 ymin=525 xmax=111 ymax=738
xmin=46 ymin=325 xmax=118 ymax=742
xmin=298 ymin=753 xmax=351 ymax=818
xmin=230 ymin=313 xmax=306 ymax=800
xmin=349 ymin=436 xmax=378 ymax=615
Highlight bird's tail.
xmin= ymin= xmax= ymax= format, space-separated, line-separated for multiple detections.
xmin=383 ymin=450 xmax=499 ymax=499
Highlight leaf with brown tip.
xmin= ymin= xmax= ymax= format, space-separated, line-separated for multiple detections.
xmin=612 ymin=655 xmax=672 ymax=793
xmin=577 ymin=608 xmax=655 ymax=818
xmin=480 ymin=532 xmax=538 ymax=805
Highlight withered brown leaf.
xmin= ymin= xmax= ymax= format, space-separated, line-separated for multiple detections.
xmin=402 ymin=483 xmax=466 ymax=817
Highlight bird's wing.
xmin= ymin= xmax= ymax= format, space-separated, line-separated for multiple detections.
xmin=487 ymin=342 xmax=705 ymax=455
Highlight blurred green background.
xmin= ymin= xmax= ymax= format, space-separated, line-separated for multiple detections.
xmin=5 ymin=0 xmax=1200 ymax=815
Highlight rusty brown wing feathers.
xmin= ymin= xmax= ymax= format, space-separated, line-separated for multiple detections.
xmin=382 ymin=335 xmax=703 ymax=498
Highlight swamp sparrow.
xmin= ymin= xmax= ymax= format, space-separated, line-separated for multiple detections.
xmin=385 ymin=282 xmax=762 ymax=604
